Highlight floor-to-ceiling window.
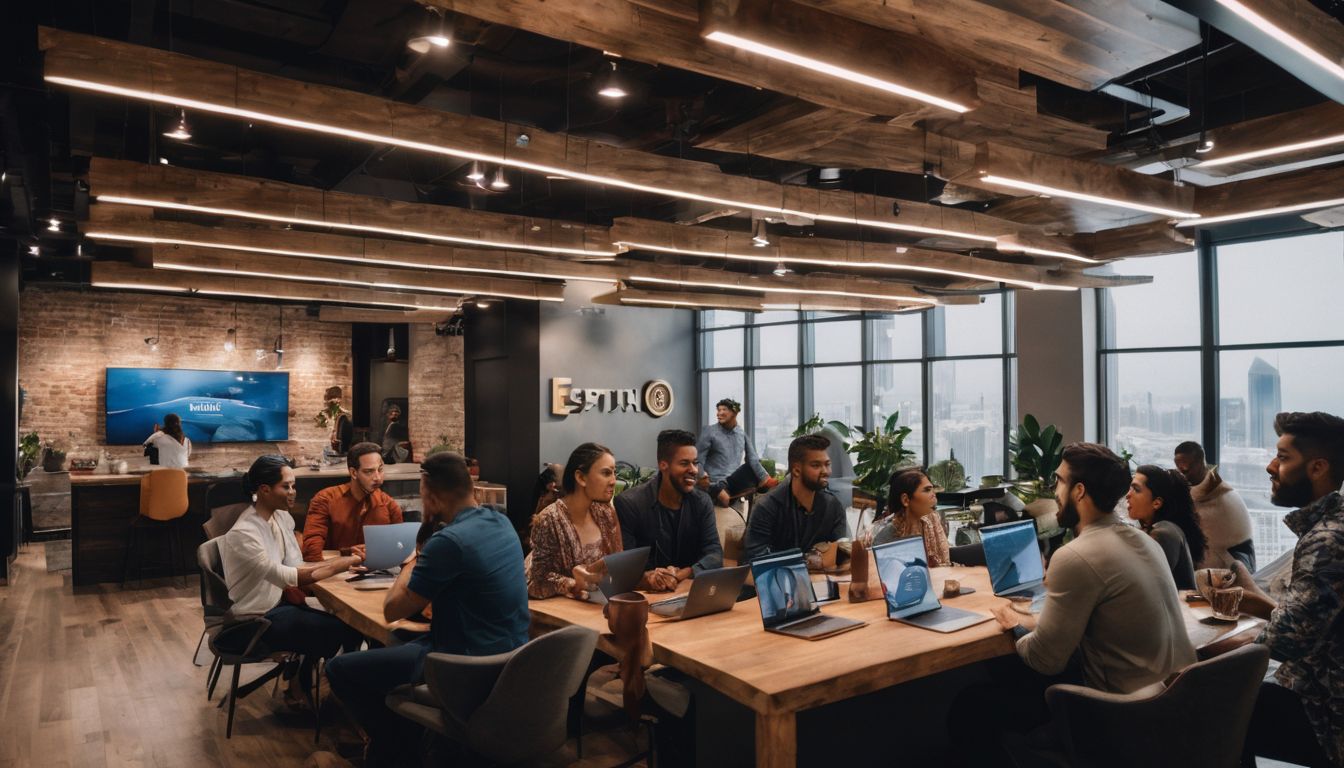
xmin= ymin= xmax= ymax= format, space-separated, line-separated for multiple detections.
xmin=695 ymin=294 xmax=1016 ymax=480
xmin=1100 ymin=229 xmax=1344 ymax=562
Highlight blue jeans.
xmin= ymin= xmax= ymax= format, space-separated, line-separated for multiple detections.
xmin=325 ymin=636 xmax=432 ymax=767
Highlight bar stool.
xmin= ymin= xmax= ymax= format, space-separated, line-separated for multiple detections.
xmin=122 ymin=468 xmax=190 ymax=586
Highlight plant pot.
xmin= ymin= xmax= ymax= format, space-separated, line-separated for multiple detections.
xmin=1024 ymin=497 xmax=1059 ymax=533
xmin=42 ymin=449 xmax=67 ymax=473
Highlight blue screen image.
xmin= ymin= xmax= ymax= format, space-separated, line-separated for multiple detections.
xmin=105 ymin=367 xmax=290 ymax=444
xmin=751 ymin=554 xmax=816 ymax=627
xmin=982 ymin=520 xmax=1044 ymax=594
xmin=873 ymin=537 xmax=941 ymax=619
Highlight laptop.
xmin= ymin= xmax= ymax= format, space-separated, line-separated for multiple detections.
xmin=650 ymin=565 xmax=751 ymax=620
xmin=584 ymin=546 xmax=652 ymax=605
xmin=980 ymin=519 xmax=1048 ymax=609
xmin=750 ymin=550 xmax=866 ymax=640
xmin=871 ymin=537 xmax=991 ymax=633
xmin=360 ymin=522 xmax=422 ymax=571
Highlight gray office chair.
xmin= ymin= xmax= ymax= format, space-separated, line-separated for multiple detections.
xmin=1009 ymin=644 xmax=1269 ymax=768
xmin=817 ymin=425 xmax=856 ymax=508
xmin=194 ymin=480 xmax=253 ymax=667
xmin=386 ymin=625 xmax=598 ymax=764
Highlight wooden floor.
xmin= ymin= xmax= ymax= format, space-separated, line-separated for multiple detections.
xmin=0 ymin=546 xmax=646 ymax=767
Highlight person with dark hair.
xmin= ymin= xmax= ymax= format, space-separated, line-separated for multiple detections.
xmin=143 ymin=412 xmax=191 ymax=467
xmin=1221 ymin=411 xmax=1344 ymax=768
xmin=300 ymin=441 xmax=404 ymax=562
xmin=1173 ymin=441 xmax=1255 ymax=570
xmin=696 ymin=397 xmax=777 ymax=507
xmin=615 ymin=429 xmax=723 ymax=591
xmin=1127 ymin=465 xmax=1204 ymax=590
xmin=962 ymin=443 xmax=1195 ymax=765
xmin=325 ymin=451 xmax=529 ymax=768
xmin=866 ymin=468 xmax=950 ymax=566
xmin=742 ymin=434 xmax=848 ymax=563
xmin=526 ymin=442 xmax=623 ymax=598
xmin=531 ymin=462 xmax=563 ymax=518
xmin=323 ymin=386 xmax=355 ymax=455
xmin=380 ymin=403 xmax=411 ymax=464
xmin=217 ymin=455 xmax=363 ymax=709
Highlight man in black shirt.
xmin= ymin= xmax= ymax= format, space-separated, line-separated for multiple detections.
xmin=615 ymin=429 xmax=723 ymax=591
xmin=743 ymin=434 xmax=848 ymax=563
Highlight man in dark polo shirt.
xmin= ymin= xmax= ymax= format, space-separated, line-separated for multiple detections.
xmin=301 ymin=441 xmax=403 ymax=562
xmin=743 ymin=433 xmax=848 ymax=563
xmin=615 ymin=429 xmax=723 ymax=591
xmin=324 ymin=452 xmax=529 ymax=767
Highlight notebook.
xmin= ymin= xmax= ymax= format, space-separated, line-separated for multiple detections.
xmin=584 ymin=546 xmax=652 ymax=605
xmin=649 ymin=565 xmax=750 ymax=620
xmin=361 ymin=522 xmax=422 ymax=571
xmin=980 ymin=519 xmax=1047 ymax=609
xmin=871 ymin=537 xmax=991 ymax=633
xmin=750 ymin=550 xmax=865 ymax=640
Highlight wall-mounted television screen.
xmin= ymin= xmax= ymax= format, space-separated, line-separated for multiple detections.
xmin=106 ymin=367 xmax=290 ymax=445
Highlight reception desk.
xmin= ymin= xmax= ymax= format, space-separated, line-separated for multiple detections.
xmin=69 ymin=463 xmax=426 ymax=586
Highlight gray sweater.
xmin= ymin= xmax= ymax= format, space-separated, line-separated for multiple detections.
xmin=1016 ymin=514 xmax=1196 ymax=693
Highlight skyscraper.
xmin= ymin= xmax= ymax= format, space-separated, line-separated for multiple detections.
xmin=1248 ymin=357 xmax=1282 ymax=449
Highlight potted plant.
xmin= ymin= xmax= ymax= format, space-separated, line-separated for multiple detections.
xmin=831 ymin=412 xmax=918 ymax=505
xmin=18 ymin=432 xmax=40 ymax=479
xmin=427 ymin=435 xmax=462 ymax=456
xmin=1009 ymin=414 xmax=1064 ymax=530
xmin=42 ymin=437 xmax=69 ymax=473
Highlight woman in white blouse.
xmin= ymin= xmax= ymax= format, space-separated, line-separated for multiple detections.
xmin=143 ymin=413 xmax=192 ymax=468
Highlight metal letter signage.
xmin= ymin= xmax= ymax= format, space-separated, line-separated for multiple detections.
xmin=549 ymin=377 xmax=674 ymax=419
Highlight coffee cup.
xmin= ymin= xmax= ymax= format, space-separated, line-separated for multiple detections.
xmin=1195 ymin=568 xmax=1235 ymax=603
xmin=943 ymin=578 xmax=961 ymax=598
xmin=980 ymin=474 xmax=1004 ymax=489
xmin=1211 ymin=587 xmax=1244 ymax=620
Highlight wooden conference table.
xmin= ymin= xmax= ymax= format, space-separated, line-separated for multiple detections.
xmin=312 ymin=561 xmax=1261 ymax=767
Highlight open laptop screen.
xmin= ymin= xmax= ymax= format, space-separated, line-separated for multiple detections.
xmin=750 ymin=550 xmax=816 ymax=628
xmin=981 ymin=520 xmax=1044 ymax=595
xmin=872 ymin=537 xmax=941 ymax=619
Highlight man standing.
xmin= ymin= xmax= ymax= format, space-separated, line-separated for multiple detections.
xmin=742 ymin=434 xmax=848 ymax=563
xmin=1230 ymin=412 xmax=1344 ymax=768
xmin=301 ymin=442 xmax=403 ymax=562
xmin=615 ymin=429 xmax=723 ymax=591
xmin=1174 ymin=440 xmax=1256 ymax=570
xmin=325 ymin=452 xmax=529 ymax=767
xmin=696 ymin=398 xmax=776 ymax=507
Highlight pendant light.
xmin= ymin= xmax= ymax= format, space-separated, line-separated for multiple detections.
xmin=223 ymin=303 xmax=237 ymax=352
xmin=163 ymin=109 xmax=192 ymax=141
xmin=752 ymin=220 xmax=771 ymax=247
xmin=386 ymin=327 xmax=397 ymax=360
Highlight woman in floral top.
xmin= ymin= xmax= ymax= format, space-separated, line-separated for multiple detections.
xmin=865 ymin=468 xmax=951 ymax=567
xmin=526 ymin=442 xmax=623 ymax=598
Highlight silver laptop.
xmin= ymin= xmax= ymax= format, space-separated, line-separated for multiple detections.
xmin=872 ymin=537 xmax=991 ymax=633
xmin=584 ymin=546 xmax=652 ymax=605
xmin=750 ymin=550 xmax=866 ymax=640
xmin=980 ymin=519 xmax=1047 ymax=609
xmin=650 ymin=565 xmax=750 ymax=620
xmin=361 ymin=522 xmax=422 ymax=571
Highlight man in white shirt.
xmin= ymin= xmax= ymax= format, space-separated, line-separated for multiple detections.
xmin=217 ymin=455 xmax=364 ymax=705
xmin=1174 ymin=441 xmax=1256 ymax=570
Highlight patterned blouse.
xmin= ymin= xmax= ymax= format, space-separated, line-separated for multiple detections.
xmin=526 ymin=498 xmax=623 ymax=599
xmin=865 ymin=511 xmax=951 ymax=567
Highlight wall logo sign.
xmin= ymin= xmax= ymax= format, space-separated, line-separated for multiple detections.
xmin=551 ymin=378 xmax=674 ymax=418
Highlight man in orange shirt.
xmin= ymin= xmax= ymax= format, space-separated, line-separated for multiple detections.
xmin=302 ymin=442 xmax=404 ymax=561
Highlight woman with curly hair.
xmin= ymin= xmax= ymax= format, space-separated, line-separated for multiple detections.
xmin=1126 ymin=465 xmax=1206 ymax=590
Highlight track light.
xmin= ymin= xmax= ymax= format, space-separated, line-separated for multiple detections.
xmin=1195 ymin=134 xmax=1215 ymax=154
xmin=466 ymin=160 xmax=485 ymax=181
xmin=752 ymin=220 xmax=770 ymax=247
xmin=163 ymin=109 xmax=191 ymax=141
xmin=408 ymin=7 xmax=452 ymax=54
xmin=596 ymin=61 xmax=628 ymax=99
xmin=490 ymin=166 xmax=510 ymax=190
xmin=772 ymin=262 xmax=792 ymax=276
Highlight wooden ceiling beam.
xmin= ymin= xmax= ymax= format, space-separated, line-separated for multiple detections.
xmin=44 ymin=30 xmax=1081 ymax=260
xmin=90 ymin=262 xmax=468 ymax=310
xmin=1189 ymin=163 xmax=1344 ymax=222
xmin=1190 ymin=101 xmax=1344 ymax=177
xmin=318 ymin=307 xmax=458 ymax=324
xmin=593 ymin=286 xmax=930 ymax=312
xmin=1065 ymin=220 xmax=1196 ymax=260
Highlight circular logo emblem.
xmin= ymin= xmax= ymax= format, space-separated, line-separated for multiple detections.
xmin=642 ymin=380 xmax=674 ymax=418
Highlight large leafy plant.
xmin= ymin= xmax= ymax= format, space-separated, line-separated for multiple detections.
xmin=829 ymin=412 xmax=917 ymax=499
xmin=1009 ymin=414 xmax=1064 ymax=502
xmin=18 ymin=432 xmax=40 ymax=480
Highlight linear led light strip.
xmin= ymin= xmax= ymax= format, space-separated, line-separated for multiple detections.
xmin=1216 ymin=0 xmax=1344 ymax=83
xmin=93 ymin=196 xmax=612 ymax=259
xmin=89 ymin=281 xmax=460 ymax=310
xmin=617 ymin=295 xmax=924 ymax=313
xmin=48 ymin=76 xmax=1080 ymax=262
xmin=627 ymin=275 xmax=939 ymax=305
xmin=702 ymin=31 xmax=970 ymax=114
xmin=1198 ymin=133 xmax=1344 ymax=168
xmin=151 ymin=260 xmax=563 ymax=302
xmin=614 ymin=240 xmax=1075 ymax=291
xmin=978 ymin=175 xmax=1200 ymax=220
xmin=86 ymin=231 xmax=616 ymax=285
xmin=1175 ymin=195 xmax=1344 ymax=228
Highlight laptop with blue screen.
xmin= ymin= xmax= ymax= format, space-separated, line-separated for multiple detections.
xmin=750 ymin=550 xmax=865 ymax=640
xmin=871 ymin=536 xmax=991 ymax=633
xmin=980 ymin=519 xmax=1047 ymax=608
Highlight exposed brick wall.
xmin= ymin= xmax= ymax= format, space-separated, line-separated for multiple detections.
xmin=407 ymin=323 xmax=464 ymax=461
xmin=18 ymin=287 xmax=352 ymax=470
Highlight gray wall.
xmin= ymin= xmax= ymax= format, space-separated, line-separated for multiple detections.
xmin=1015 ymin=288 xmax=1098 ymax=445
xmin=538 ymin=282 xmax=697 ymax=468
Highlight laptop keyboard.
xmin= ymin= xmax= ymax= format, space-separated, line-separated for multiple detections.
xmin=781 ymin=614 xmax=855 ymax=638
xmin=650 ymin=595 xmax=689 ymax=616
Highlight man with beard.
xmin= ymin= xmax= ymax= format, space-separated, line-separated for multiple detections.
xmin=615 ymin=429 xmax=723 ymax=591
xmin=1227 ymin=411 xmax=1344 ymax=768
xmin=742 ymin=434 xmax=848 ymax=563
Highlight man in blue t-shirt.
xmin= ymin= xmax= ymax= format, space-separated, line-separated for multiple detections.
xmin=325 ymin=452 xmax=529 ymax=767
